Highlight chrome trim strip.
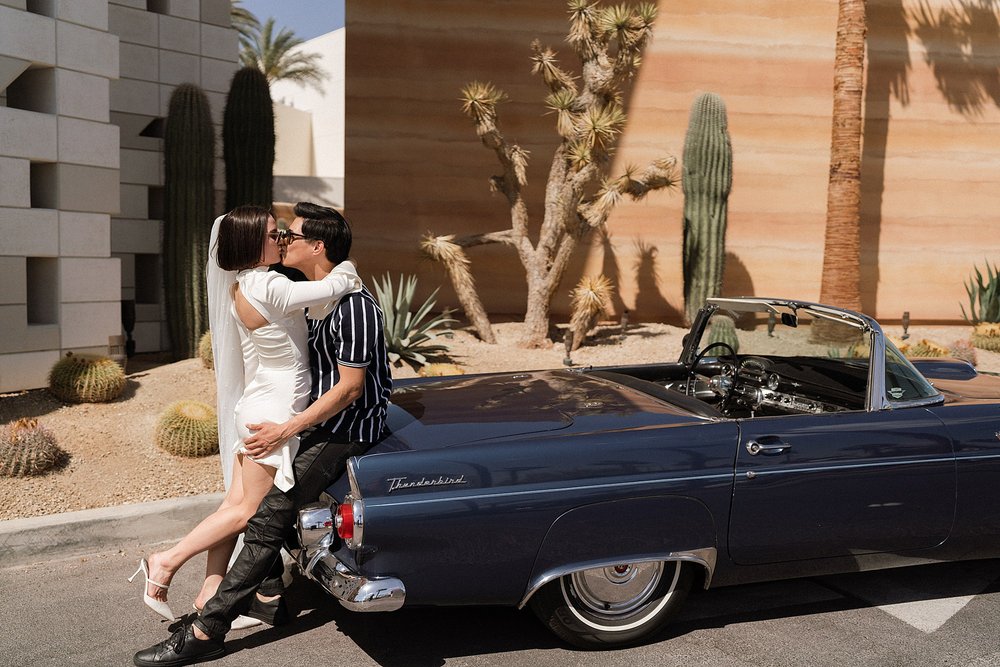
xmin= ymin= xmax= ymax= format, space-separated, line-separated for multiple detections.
xmin=302 ymin=546 xmax=405 ymax=612
xmin=517 ymin=547 xmax=717 ymax=609
xmin=747 ymin=456 xmax=953 ymax=477
xmin=369 ymin=472 xmax=733 ymax=509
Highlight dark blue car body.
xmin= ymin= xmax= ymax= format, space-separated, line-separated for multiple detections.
xmin=292 ymin=298 xmax=1000 ymax=647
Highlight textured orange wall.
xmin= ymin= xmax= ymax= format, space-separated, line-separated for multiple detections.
xmin=346 ymin=1 xmax=1000 ymax=325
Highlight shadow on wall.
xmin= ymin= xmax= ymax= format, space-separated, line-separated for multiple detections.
xmin=633 ymin=239 xmax=683 ymax=325
xmin=721 ymin=252 xmax=754 ymax=299
xmin=861 ymin=0 xmax=1000 ymax=315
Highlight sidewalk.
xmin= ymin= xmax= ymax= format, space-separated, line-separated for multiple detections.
xmin=0 ymin=493 xmax=223 ymax=568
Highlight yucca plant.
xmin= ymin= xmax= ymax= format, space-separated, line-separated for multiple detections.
xmin=372 ymin=274 xmax=457 ymax=367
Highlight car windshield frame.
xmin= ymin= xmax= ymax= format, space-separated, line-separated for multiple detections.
xmin=681 ymin=297 xmax=943 ymax=412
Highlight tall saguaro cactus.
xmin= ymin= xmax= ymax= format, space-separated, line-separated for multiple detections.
xmin=224 ymin=67 xmax=275 ymax=210
xmin=682 ymin=92 xmax=732 ymax=325
xmin=164 ymin=83 xmax=215 ymax=360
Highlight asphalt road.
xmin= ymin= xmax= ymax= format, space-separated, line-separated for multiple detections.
xmin=3 ymin=547 xmax=1000 ymax=667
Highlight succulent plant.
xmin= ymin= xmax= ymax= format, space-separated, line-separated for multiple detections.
xmin=198 ymin=330 xmax=214 ymax=370
xmin=682 ymin=92 xmax=732 ymax=324
xmin=155 ymin=400 xmax=218 ymax=458
xmin=972 ymin=322 xmax=1000 ymax=352
xmin=48 ymin=353 xmax=127 ymax=403
xmin=568 ymin=274 xmax=614 ymax=351
xmin=705 ymin=314 xmax=739 ymax=353
xmin=372 ymin=274 xmax=457 ymax=367
xmin=418 ymin=363 xmax=467 ymax=377
xmin=0 ymin=418 xmax=68 ymax=477
xmin=948 ymin=339 xmax=978 ymax=366
xmin=223 ymin=66 xmax=275 ymax=211
xmin=961 ymin=261 xmax=1000 ymax=325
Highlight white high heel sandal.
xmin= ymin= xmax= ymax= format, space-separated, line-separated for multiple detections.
xmin=128 ymin=558 xmax=176 ymax=622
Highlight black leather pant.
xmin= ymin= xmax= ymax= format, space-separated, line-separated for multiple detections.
xmin=195 ymin=427 xmax=367 ymax=638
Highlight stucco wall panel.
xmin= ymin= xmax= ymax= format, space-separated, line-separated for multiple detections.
xmin=56 ymin=70 xmax=110 ymax=122
xmin=108 ymin=3 xmax=156 ymax=45
xmin=111 ymin=218 xmax=160 ymax=254
xmin=59 ymin=300 xmax=120 ymax=347
xmin=158 ymin=15 xmax=200 ymax=54
xmin=0 ymin=157 xmax=30 ymax=207
xmin=0 ymin=207 xmax=58 ymax=256
xmin=0 ymin=256 xmax=25 ymax=303
xmin=0 ymin=351 xmax=59 ymax=393
xmin=201 ymin=23 xmax=237 ymax=60
xmin=56 ymin=21 xmax=118 ymax=78
xmin=60 ymin=212 xmax=111 ymax=257
xmin=111 ymin=78 xmax=160 ymax=116
xmin=56 ymin=0 xmax=108 ymax=30
xmin=58 ymin=117 xmax=120 ymax=168
xmin=0 ymin=5 xmax=55 ymax=65
xmin=119 ymin=42 xmax=158 ymax=80
xmin=60 ymin=257 xmax=120 ymax=302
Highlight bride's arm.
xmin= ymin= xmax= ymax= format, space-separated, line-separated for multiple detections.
xmin=263 ymin=262 xmax=361 ymax=315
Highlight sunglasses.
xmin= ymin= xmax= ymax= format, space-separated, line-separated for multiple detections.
xmin=267 ymin=230 xmax=309 ymax=244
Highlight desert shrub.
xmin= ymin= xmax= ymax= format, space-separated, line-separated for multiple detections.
xmin=949 ymin=339 xmax=978 ymax=366
xmin=372 ymin=274 xmax=456 ymax=367
xmin=0 ymin=418 xmax=68 ymax=477
xmin=568 ymin=275 xmax=613 ymax=351
xmin=155 ymin=400 xmax=218 ymax=458
xmin=48 ymin=353 xmax=126 ymax=403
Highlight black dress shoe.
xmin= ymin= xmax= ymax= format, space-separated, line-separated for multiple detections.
xmin=247 ymin=593 xmax=289 ymax=626
xmin=133 ymin=625 xmax=225 ymax=666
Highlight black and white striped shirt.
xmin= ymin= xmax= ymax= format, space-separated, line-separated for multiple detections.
xmin=307 ymin=286 xmax=392 ymax=443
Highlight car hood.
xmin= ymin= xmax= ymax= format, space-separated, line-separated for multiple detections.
xmin=373 ymin=368 xmax=703 ymax=454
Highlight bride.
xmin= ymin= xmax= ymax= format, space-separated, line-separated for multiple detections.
xmin=129 ymin=205 xmax=361 ymax=621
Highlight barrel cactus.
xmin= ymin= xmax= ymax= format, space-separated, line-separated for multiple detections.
xmin=155 ymin=400 xmax=218 ymax=458
xmin=164 ymin=83 xmax=214 ymax=360
xmin=972 ymin=323 xmax=1000 ymax=352
xmin=705 ymin=314 xmax=740 ymax=353
xmin=682 ymin=92 xmax=733 ymax=325
xmin=198 ymin=330 xmax=214 ymax=369
xmin=48 ymin=353 xmax=127 ymax=403
xmin=223 ymin=67 xmax=275 ymax=210
xmin=0 ymin=418 xmax=68 ymax=477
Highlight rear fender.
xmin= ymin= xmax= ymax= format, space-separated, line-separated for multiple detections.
xmin=520 ymin=496 xmax=718 ymax=608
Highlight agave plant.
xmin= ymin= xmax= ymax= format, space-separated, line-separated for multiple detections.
xmin=961 ymin=261 xmax=1000 ymax=324
xmin=373 ymin=274 xmax=457 ymax=366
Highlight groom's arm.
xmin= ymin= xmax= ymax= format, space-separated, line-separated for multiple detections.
xmin=243 ymin=364 xmax=365 ymax=458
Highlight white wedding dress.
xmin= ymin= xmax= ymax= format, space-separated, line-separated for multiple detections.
xmin=228 ymin=265 xmax=361 ymax=491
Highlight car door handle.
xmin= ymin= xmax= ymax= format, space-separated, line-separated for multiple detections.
xmin=745 ymin=439 xmax=791 ymax=455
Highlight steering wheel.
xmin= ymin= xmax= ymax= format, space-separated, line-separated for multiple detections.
xmin=688 ymin=342 xmax=740 ymax=406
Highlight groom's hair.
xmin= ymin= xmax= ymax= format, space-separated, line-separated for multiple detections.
xmin=295 ymin=202 xmax=352 ymax=264
xmin=217 ymin=205 xmax=269 ymax=271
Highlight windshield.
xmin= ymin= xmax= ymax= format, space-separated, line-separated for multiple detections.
xmin=696 ymin=300 xmax=871 ymax=362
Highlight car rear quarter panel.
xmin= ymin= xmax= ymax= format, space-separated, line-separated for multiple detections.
xmin=350 ymin=420 xmax=739 ymax=606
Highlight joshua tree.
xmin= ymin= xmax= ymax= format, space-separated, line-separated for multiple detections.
xmin=422 ymin=1 xmax=675 ymax=348
xmin=815 ymin=0 xmax=867 ymax=340
xmin=239 ymin=17 xmax=326 ymax=91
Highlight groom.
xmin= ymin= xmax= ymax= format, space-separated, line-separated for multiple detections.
xmin=134 ymin=202 xmax=392 ymax=666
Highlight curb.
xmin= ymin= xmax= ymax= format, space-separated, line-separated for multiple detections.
xmin=0 ymin=493 xmax=224 ymax=568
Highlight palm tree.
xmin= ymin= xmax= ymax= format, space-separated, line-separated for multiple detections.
xmin=230 ymin=0 xmax=260 ymax=56
xmin=239 ymin=17 xmax=326 ymax=91
xmin=815 ymin=0 xmax=867 ymax=341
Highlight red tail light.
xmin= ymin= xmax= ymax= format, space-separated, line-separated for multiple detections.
xmin=335 ymin=502 xmax=354 ymax=540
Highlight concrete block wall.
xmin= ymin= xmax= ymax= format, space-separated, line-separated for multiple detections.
xmin=109 ymin=0 xmax=237 ymax=357
xmin=0 ymin=1 xmax=120 ymax=392
xmin=0 ymin=0 xmax=237 ymax=392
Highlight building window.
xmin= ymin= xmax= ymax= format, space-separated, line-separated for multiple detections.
xmin=26 ymin=257 xmax=58 ymax=325
xmin=135 ymin=254 xmax=160 ymax=304
xmin=30 ymin=162 xmax=57 ymax=209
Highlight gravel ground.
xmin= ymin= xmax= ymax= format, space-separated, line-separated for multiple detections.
xmin=1 ymin=320 xmax=996 ymax=522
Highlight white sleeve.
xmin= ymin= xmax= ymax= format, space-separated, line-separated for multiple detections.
xmin=263 ymin=263 xmax=362 ymax=315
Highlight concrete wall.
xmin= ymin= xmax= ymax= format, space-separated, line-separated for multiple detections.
xmin=344 ymin=0 xmax=1000 ymax=325
xmin=0 ymin=0 xmax=237 ymax=391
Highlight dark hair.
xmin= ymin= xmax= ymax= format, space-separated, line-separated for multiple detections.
xmin=216 ymin=205 xmax=269 ymax=271
xmin=294 ymin=202 xmax=352 ymax=264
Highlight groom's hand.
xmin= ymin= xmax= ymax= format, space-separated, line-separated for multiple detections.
xmin=244 ymin=421 xmax=292 ymax=458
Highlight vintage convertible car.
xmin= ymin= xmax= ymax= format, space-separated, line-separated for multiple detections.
xmin=291 ymin=297 xmax=1000 ymax=648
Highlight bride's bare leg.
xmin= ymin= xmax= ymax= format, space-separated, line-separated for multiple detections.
xmin=194 ymin=457 xmax=244 ymax=609
xmin=147 ymin=455 xmax=276 ymax=603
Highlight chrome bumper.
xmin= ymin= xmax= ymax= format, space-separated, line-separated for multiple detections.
xmin=301 ymin=546 xmax=406 ymax=612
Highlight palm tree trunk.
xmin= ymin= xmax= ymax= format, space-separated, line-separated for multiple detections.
xmin=816 ymin=0 xmax=867 ymax=341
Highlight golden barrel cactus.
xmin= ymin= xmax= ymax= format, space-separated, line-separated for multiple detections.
xmin=155 ymin=400 xmax=218 ymax=458
xmin=48 ymin=353 xmax=126 ymax=403
xmin=198 ymin=330 xmax=214 ymax=369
